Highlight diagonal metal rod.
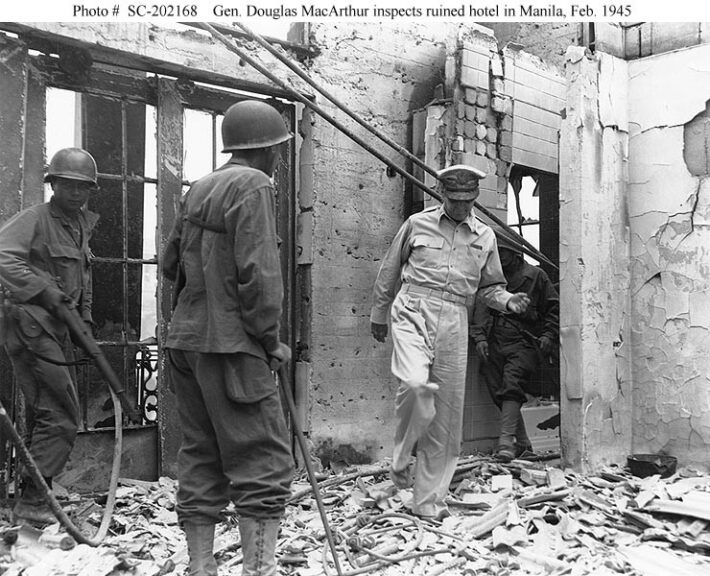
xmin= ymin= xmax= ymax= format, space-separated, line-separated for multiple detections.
xmin=229 ymin=22 xmax=556 ymax=270
xmin=195 ymin=22 xmax=556 ymax=270
xmin=278 ymin=367 xmax=344 ymax=576
xmin=233 ymin=21 xmax=437 ymax=181
xmin=194 ymin=23 xmax=441 ymax=200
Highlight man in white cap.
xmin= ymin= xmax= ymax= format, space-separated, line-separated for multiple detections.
xmin=370 ymin=165 xmax=530 ymax=520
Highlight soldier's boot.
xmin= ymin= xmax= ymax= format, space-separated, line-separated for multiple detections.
xmin=495 ymin=401 xmax=520 ymax=462
xmin=515 ymin=414 xmax=534 ymax=457
xmin=12 ymin=477 xmax=56 ymax=526
xmin=239 ymin=516 xmax=280 ymax=576
xmin=182 ymin=521 xmax=218 ymax=576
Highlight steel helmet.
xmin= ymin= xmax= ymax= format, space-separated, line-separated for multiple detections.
xmin=494 ymin=228 xmax=524 ymax=254
xmin=44 ymin=147 xmax=98 ymax=185
xmin=221 ymin=100 xmax=292 ymax=152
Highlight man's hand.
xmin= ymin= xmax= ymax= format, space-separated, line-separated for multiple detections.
xmin=538 ymin=335 xmax=554 ymax=356
xmin=371 ymin=322 xmax=388 ymax=343
xmin=38 ymin=286 xmax=68 ymax=316
xmin=268 ymin=342 xmax=292 ymax=371
xmin=506 ymin=293 xmax=530 ymax=314
xmin=475 ymin=340 xmax=489 ymax=361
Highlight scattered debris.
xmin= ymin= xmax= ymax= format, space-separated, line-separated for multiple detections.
xmin=1 ymin=454 xmax=710 ymax=575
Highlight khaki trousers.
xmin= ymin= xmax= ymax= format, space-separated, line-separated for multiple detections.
xmin=389 ymin=287 xmax=468 ymax=518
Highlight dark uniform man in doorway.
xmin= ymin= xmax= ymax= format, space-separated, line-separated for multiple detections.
xmin=470 ymin=232 xmax=559 ymax=461
xmin=370 ymin=165 xmax=530 ymax=521
xmin=0 ymin=147 xmax=100 ymax=524
xmin=163 ymin=100 xmax=294 ymax=576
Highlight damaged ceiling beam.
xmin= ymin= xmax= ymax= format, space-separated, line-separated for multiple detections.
xmin=0 ymin=23 xmax=314 ymax=100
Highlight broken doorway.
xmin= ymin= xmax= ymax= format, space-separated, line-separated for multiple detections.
xmin=506 ymin=166 xmax=560 ymax=453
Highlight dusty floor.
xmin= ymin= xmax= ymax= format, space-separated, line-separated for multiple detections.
xmin=0 ymin=454 xmax=709 ymax=576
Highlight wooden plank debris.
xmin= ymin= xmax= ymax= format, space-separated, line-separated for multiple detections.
xmin=1 ymin=457 xmax=710 ymax=575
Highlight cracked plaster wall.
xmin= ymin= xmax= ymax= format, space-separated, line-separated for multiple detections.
xmin=560 ymin=48 xmax=632 ymax=471
xmin=627 ymin=44 xmax=710 ymax=466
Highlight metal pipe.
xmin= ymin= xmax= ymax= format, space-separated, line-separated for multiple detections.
xmin=194 ymin=23 xmax=442 ymax=202
xmin=197 ymin=23 xmax=556 ymax=269
xmin=200 ymin=21 xmax=319 ymax=59
xmin=233 ymin=22 xmax=438 ymax=181
xmin=231 ymin=22 xmax=556 ymax=270
xmin=278 ymin=367 xmax=344 ymax=576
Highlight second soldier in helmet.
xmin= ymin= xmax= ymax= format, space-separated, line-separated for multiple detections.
xmin=0 ymin=147 xmax=100 ymax=525
xmin=162 ymin=100 xmax=294 ymax=576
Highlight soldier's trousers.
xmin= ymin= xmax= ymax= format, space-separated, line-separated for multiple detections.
xmin=481 ymin=337 xmax=539 ymax=407
xmin=167 ymin=348 xmax=294 ymax=525
xmin=5 ymin=307 xmax=79 ymax=481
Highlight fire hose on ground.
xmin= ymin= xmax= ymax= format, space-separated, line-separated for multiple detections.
xmin=0 ymin=300 xmax=141 ymax=546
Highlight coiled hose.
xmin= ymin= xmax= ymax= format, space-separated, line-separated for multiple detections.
xmin=0 ymin=388 xmax=123 ymax=546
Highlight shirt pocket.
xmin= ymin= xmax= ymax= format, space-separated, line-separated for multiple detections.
xmin=47 ymin=244 xmax=82 ymax=283
xmin=411 ymin=235 xmax=445 ymax=269
xmin=455 ymin=241 xmax=486 ymax=278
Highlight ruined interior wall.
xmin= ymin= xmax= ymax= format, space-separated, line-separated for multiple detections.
xmin=485 ymin=23 xmax=580 ymax=69
xmin=416 ymin=32 xmax=564 ymax=452
xmin=627 ymin=44 xmax=710 ymax=467
xmin=502 ymin=47 xmax=564 ymax=175
xmin=303 ymin=23 xmax=464 ymax=465
xmin=621 ymin=22 xmax=710 ymax=59
xmin=560 ymin=48 xmax=632 ymax=471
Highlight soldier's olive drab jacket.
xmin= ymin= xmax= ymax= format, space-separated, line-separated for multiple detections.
xmin=163 ymin=159 xmax=283 ymax=359
xmin=0 ymin=198 xmax=98 ymax=342
xmin=470 ymin=260 xmax=559 ymax=346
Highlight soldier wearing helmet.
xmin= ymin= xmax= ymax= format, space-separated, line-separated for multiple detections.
xmin=0 ymin=147 xmax=100 ymax=525
xmin=162 ymin=99 xmax=293 ymax=576
xmin=470 ymin=229 xmax=559 ymax=462
xmin=370 ymin=165 xmax=530 ymax=521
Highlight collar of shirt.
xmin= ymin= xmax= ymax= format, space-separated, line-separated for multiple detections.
xmin=49 ymin=196 xmax=81 ymax=226
xmin=48 ymin=197 xmax=98 ymax=231
xmin=226 ymin=157 xmax=251 ymax=168
xmin=435 ymin=204 xmax=480 ymax=234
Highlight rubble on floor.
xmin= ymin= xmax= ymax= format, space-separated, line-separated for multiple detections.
xmin=1 ymin=454 xmax=709 ymax=576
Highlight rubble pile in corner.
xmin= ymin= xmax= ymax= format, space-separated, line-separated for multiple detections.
xmin=1 ymin=455 xmax=709 ymax=576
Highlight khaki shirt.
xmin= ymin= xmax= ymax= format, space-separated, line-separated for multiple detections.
xmin=370 ymin=205 xmax=511 ymax=325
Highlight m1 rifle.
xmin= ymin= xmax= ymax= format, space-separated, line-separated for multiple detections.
xmin=56 ymin=301 xmax=142 ymax=424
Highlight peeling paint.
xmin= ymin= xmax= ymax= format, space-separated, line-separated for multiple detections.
xmin=560 ymin=49 xmax=632 ymax=471
xmin=628 ymin=44 xmax=710 ymax=467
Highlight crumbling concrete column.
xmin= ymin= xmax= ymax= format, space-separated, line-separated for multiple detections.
xmin=559 ymin=47 xmax=632 ymax=471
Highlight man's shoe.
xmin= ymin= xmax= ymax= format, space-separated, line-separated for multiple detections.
xmin=389 ymin=463 xmax=414 ymax=490
xmin=12 ymin=499 xmax=56 ymax=526
xmin=495 ymin=444 xmax=516 ymax=463
xmin=515 ymin=443 xmax=535 ymax=458
xmin=414 ymin=508 xmax=451 ymax=523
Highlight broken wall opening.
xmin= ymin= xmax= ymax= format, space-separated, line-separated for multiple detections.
xmin=410 ymin=28 xmax=562 ymax=455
